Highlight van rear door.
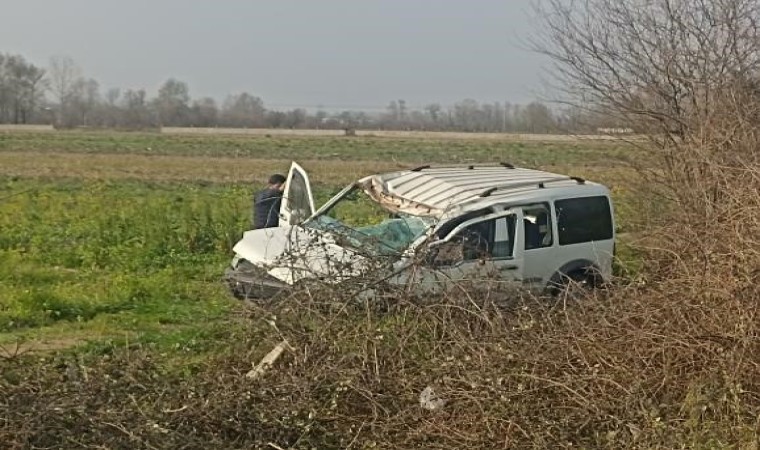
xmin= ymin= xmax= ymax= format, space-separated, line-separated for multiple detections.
xmin=549 ymin=194 xmax=616 ymax=284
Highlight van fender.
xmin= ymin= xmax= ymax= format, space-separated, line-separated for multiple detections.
xmin=545 ymin=259 xmax=601 ymax=295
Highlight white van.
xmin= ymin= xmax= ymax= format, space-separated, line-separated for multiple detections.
xmin=225 ymin=162 xmax=616 ymax=299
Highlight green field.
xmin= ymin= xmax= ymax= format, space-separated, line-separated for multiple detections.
xmin=0 ymin=129 xmax=634 ymax=165
xmin=0 ymin=130 xmax=648 ymax=448
xmin=0 ymin=131 xmax=643 ymax=349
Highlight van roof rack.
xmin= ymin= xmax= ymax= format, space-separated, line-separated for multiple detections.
xmin=479 ymin=176 xmax=586 ymax=197
xmin=410 ymin=163 xmax=517 ymax=172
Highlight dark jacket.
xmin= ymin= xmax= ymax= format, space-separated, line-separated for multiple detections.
xmin=253 ymin=188 xmax=283 ymax=229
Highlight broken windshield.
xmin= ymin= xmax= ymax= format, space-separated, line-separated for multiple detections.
xmin=305 ymin=186 xmax=434 ymax=256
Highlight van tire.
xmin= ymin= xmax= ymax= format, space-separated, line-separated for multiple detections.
xmin=546 ymin=262 xmax=600 ymax=298
xmin=561 ymin=270 xmax=595 ymax=298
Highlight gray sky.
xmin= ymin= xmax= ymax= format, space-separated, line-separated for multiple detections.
xmin=0 ymin=0 xmax=548 ymax=111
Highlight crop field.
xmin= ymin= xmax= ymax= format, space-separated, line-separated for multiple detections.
xmin=0 ymin=129 xmax=649 ymax=448
xmin=0 ymin=129 xmax=641 ymax=361
xmin=0 ymin=131 xmax=639 ymax=338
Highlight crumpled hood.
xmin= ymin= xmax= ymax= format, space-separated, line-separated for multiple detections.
xmin=233 ymin=226 xmax=297 ymax=265
xmin=358 ymin=176 xmax=443 ymax=217
xmin=232 ymin=226 xmax=370 ymax=285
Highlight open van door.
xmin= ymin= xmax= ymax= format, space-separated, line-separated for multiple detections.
xmin=279 ymin=162 xmax=315 ymax=226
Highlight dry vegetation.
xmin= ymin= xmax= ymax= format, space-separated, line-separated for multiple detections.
xmin=2 ymin=224 xmax=757 ymax=449
xmin=0 ymin=132 xmax=755 ymax=448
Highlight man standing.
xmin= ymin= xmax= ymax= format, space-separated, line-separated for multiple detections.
xmin=252 ymin=174 xmax=286 ymax=229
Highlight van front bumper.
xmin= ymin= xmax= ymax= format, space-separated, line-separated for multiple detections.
xmin=223 ymin=262 xmax=291 ymax=300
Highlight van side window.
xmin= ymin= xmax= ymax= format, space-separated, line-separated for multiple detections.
xmin=457 ymin=216 xmax=516 ymax=261
xmin=434 ymin=207 xmax=495 ymax=239
xmin=459 ymin=220 xmax=494 ymax=260
xmin=555 ymin=196 xmax=613 ymax=245
xmin=432 ymin=215 xmax=515 ymax=265
xmin=522 ymin=203 xmax=552 ymax=249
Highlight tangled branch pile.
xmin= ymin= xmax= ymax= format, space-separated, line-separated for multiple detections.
xmin=2 ymin=260 xmax=757 ymax=449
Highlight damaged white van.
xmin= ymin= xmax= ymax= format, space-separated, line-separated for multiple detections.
xmin=224 ymin=162 xmax=616 ymax=300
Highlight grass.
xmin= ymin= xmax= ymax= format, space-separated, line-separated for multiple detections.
xmin=0 ymin=131 xmax=642 ymax=352
xmin=0 ymin=130 xmax=659 ymax=448
xmin=0 ymin=177 xmax=386 ymax=349
xmin=7 ymin=130 xmax=751 ymax=448
xmin=0 ymin=129 xmax=637 ymax=165
xmin=0 ymin=178 xmax=246 ymax=351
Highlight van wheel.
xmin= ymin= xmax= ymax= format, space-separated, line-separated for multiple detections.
xmin=551 ymin=269 xmax=597 ymax=299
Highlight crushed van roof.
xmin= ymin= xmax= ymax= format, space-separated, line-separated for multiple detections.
xmin=359 ymin=164 xmax=607 ymax=217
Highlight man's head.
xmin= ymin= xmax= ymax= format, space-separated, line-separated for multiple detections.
xmin=268 ymin=174 xmax=286 ymax=191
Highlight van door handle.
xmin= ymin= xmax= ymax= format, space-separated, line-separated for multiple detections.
xmin=499 ymin=265 xmax=518 ymax=271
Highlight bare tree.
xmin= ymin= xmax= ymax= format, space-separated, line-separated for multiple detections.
xmin=533 ymin=0 xmax=760 ymax=273
xmin=397 ymin=99 xmax=407 ymax=122
xmin=48 ymin=56 xmax=81 ymax=127
xmin=69 ymin=78 xmax=100 ymax=126
xmin=283 ymin=108 xmax=307 ymax=128
xmin=385 ymin=100 xmax=400 ymax=126
xmin=101 ymin=87 xmax=121 ymax=127
xmin=452 ymin=99 xmax=482 ymax=131
xmin=190 ymin=97 xmax=219 ymax=127
xmin=522 ymin=101 xmax=555 ymax=133
xmin=534 ymin=0 xmax=760 ymax=143
xmin=155 ymin=78 xmax=190 ymax=127
xmin=0 ymin=54 xmax=47 ymax=124
xmin=424 ymin=103 xmax=442 ymax=124
xmin=121 ymin=89 xmax=155 ymax=129
xmin=220 ymin=92 xmax=265 ymax=127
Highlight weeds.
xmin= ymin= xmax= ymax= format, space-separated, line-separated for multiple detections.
xmin=0 ymin=179 xmax=241 ymax=339
xmin=3 ymin=127 xmax=754 ymax=447
xmin=3 ymin=269 xmax=757 ymax=448
xmin=0 ymin=130 xmax=634 ymax=166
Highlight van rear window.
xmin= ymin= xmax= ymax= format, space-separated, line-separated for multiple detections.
xmin=555 ymin=196 xmax=613 ymax=245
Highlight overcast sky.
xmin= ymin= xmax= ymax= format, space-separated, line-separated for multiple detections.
xmin=0 ymin=0 xmax=549 ymax=111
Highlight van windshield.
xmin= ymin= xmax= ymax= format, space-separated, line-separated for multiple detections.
xmin=305 ymin=186 xmax=434 ymax=256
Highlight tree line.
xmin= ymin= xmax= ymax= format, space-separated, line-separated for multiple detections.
xmin=0 ymin=52 xmax=629 ymax=133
